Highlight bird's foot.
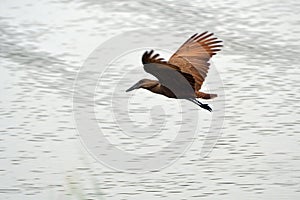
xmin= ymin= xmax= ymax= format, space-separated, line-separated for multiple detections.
xmin=200 ymin=103 xmax=212 ymax=112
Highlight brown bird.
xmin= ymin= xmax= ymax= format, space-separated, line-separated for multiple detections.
xmin=126 ymin=31 xmax=222 ymax=112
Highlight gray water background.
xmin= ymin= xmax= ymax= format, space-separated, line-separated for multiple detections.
xmin=0 ymin=0 xmax=300 ymax=199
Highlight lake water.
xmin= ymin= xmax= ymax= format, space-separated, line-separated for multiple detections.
xmin=0 ymin=0 xmax=300 ymax=199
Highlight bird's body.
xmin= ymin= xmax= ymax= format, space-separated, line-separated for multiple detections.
xmin=126 ymin=32 xmax=223 ymax=112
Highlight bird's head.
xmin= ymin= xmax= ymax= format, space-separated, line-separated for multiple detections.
xmin=126 ymin=79 xmax=158 ymax=92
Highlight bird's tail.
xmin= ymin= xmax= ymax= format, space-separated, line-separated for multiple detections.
xmin=196 ymin=92 xmax=217 ymax=99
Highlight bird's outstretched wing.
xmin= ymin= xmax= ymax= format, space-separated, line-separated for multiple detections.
xmin=142 ymin=50 xmax=196 ymax=97
xmin=168 ymin=32 xmax=222 ymax=91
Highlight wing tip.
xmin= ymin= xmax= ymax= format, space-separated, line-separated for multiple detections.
xmin=142 ymin=49 xmax=166 ymax=64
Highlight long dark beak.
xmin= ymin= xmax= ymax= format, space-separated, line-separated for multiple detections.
xmin=126 ymin=82 xmax=140 ymax=92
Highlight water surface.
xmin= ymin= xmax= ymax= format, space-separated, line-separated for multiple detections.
xmin=0 ymin=0 xmax=300 ymax=199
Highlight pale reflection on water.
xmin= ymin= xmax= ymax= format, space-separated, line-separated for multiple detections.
xmin=0 ymin=0 xmax=300 ymax=199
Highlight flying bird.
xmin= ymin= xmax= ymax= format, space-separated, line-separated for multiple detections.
xmin=126 ymin=32 xmax=222 ymax=112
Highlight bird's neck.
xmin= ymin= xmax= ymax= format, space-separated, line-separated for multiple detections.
xmin=146 ymin=83 xmax=176 ymax=98
xmin=146 ymin=83 xmax=160 ymax=93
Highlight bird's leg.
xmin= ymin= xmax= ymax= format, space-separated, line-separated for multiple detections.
xmin=188 ymin=98 xmax=212 ymax=112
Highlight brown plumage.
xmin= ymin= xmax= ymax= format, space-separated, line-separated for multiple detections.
xmin=126 ymin=31 xmax=223 ymax=112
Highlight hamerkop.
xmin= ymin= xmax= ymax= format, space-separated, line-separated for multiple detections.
xmin=126 ymin=32 xmax=222 ymax=112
